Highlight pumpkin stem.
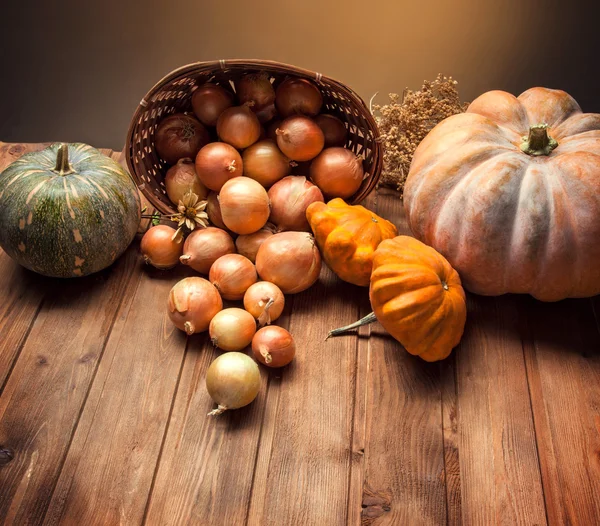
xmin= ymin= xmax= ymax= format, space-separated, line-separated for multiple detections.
xmin=520 ymin=124 xmax=558 ymax=156
xmin=54 ymin=144 xmax=75 ymax=176
xmin=326 ymin=312 xmax=378 ymax=340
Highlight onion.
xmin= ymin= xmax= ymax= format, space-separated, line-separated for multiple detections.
xmin=315 ymin=114 xmax=348 ymax=148
xmin=195 ymin=142 xmax=242 ymax=192
xmin=252 ymin=326 xmax=295 ymax=367
xmin=209 ymin=308 xmax=257 ymax=351
xmin=179 ymin=227 xmax=235 ymax=274
xmin=191 ymin=83 xmax=235 ymax=127
xmin=266 ymin=119 xmax=282 ymax=141
xmin=276 ymin=116 xmax=324 ymax=162
xmin=244 ymin=281 xmax=285 ymax=326
xmin=235 ymin=223 xmax=276 ymax=263
xmin=275 ymin=78 xmax=323 ymax=117
xmin=217 ymin=105 xmax=261 ymax=149
xmin=236 ymin=73 xmax=276 ymax=117
xmin=268 ymin=176 xmax=324 ymax=232
xmin=206 ymin=352 xmax=261 ymax=416
xmin=219 ymin=177 xmax=270 ymax=235
xmin=242 ymin=140 xmax=291 ymax=187
xmin=140 ymin=225 xmax=183 ymax=269
xmin=310 ymin=147 xmax=365 ymax=198
xmin=209 ymin=253 xmax=258 ymax=300
xmin=165 ymin=158 xmax=208 ymax=205
xmin=155 ymin=113 xmax=210 ymax=165
xmin=168 ymin=277 xmax=223 ymax=335
xmin=255 ymin=232 xmax=321 ymax=294
xmin=206 ymin=191 xmax=228 ymax=230
xmin=255 ymin=103 xmax=278 ymax=124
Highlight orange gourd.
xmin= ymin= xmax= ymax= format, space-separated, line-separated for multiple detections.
xmin=404 ymin=87 xmax=600 ymax=301
xmin=329 ymin=236 xmax=467 ymax=362
xmin=306 ymin=198 xmax=397 ymax=286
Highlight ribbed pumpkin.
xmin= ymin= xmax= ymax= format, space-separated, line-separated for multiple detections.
xmin=404 ymin=87 xmax=600 ymax=301
xmin=306 ymin=198 xmax=397 ymax=286
xmin=0 ymin=143 xmax=141 ymax=277
xmin=329 ymin=236 xmax=466 ymax=362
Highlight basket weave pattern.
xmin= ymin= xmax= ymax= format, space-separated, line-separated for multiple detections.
xmin=125 ymin=59 xmax=382 ymax=216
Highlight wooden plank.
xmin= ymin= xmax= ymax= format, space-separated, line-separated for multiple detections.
xmin=523 ymin=296 xmax=600 ymax=525
xmin=455 ymin=294 xmax=547 ymax=525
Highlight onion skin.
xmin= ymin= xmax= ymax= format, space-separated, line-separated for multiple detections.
xmin=195 ymin=142 xmax=243 ymax=192
xmin=276 ymin=116 xmax=324 ymax=162
xmin=275 ymin=78 xmax=323 ymax=117
xmin=244 ymin=281 xmax=285 ymax=326
xmin=180 ymin=227 xmax=235 ymax=274
xmin=237 ymin=73 xmax=276 ymax=116
xmin=168 ymin=277 xmax=223 ymax=335
xmin=217 ymin=105 xmax=261 ymax=149
xmin=209 ymin=308 xmax=257 ymax=351
xmin=209 ymin=253 xmax=258 ymax=300
xmin=206 ymin=352 xmax=261 ymax=416
xmin=206 ymin=191 xmax=228 ymax=231
xmin=252 ymin=326 xmax=296 ymax=367
xmin=309 ymin=147 xmax=365 ymax=199
xmin=255 ymin=232 xmax=322 ymax=294
xmin=140 ymin=225 xmax=183 ymax=269
xmin=219 ymin=177 xmax=271 ymax=235
xmin=235 ymin=224 xmax=276 ymax=263
xmin=191 ymin=83 xmax=235 ymax=127
xmin=315 ymin=114 xmax=348 ymax=148
xmin=165 ymin=158 xmax=208 ymax=205
xmin=242 ymin=140 xmax=291 ymax=187
xmin=155 ymin=113 xmax=210 ymax=165
xmin=268 ymin=176 xmax=324 ymax=232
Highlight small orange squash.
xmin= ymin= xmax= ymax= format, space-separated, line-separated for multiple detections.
xmin=329 ymin=236 xmax=467 ymax=362
xmin=306 ymin=198 xmax=397 ymax=286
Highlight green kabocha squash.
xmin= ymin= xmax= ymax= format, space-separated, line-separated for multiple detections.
xmin=0 ymin=143 xmax=141 ymax=277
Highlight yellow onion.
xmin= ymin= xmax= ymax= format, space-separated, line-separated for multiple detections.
xmin=236 ymin=73 xmax=276 ymax=122
xmin=140 ymin=225 xmax=183 ymax=269
xmin=165 ymin=158 xmax=208 ymax=206
xmin=206 ymin=191 xmax=228 ymax=230
xmin=275 ymin=78 xmax=323 ymax=117
xmin=309 ymin=147 xmax=364 ymax=198
xmin=209 ymin=308 xmax=257 ymax=351
xmin=276 ymin=116 xmax=324 ymax=162
xmin=235 ymin=223 xmax=276 ymax=263
xmin=155 ymin=113 xmax=210 ymax=165
xmin=217 ymin=105 xmax=261 ymax=149
xmin=206 ymin=352 xmax=261 ymax=416
xmin=268 ymin=176 xmax=324 ymax=232
xmin=252 ymin=326 xmax=296 ymax=367
xmin=195 ymin=142 xmax=242 ymax=192
xmin=255 ymin=232 xmax=321 ymax=293
xmin=191 ymin=83 xmax=235 ymax=127
xmin=315 ymin=114 xmax=348 ymax=147
xmin=219 ymin=177 xmax=270 ymax=235
xmin=209 ymin=253 xmax=258 ymax=300
xmin=179 ymin=227 xmax=235 ymax=274
xmin=168 ymin=277 xmax=223 ymax=335
xmin=242 ymin=140 xmax=291 ymax=187
xmin=243 ymin=281 xmax=285 ymax=326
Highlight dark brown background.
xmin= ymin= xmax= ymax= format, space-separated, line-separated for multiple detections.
xmin=0 ymin=0 xmax=598 ymax=150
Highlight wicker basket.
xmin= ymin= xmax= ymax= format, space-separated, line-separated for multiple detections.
xmin=125 ymin=59 xmax=382 ymax=216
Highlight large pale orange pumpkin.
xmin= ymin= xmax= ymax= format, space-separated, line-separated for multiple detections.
xmin=329 ymin=236 xmax=466 ymax=362
xmin=306 ymin=198 xmax=397 ymax=286
xmin=404 ymin=87 xmax=600 ymax=301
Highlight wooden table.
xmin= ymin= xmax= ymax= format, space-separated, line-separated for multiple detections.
xmin=0 ymin=142 xmax=599 ymax=526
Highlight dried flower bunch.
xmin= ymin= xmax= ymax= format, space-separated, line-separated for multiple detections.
xmin=372 ymin=74 xmax=468 ymax=196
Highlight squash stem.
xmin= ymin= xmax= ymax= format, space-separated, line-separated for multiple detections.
xmin=520 ymin=124 xmax=558 ymax=156
xmin=54 ymin=143 xmax=75 ymax=175
xmin=326 ymin=312 xmax=378 ymax=340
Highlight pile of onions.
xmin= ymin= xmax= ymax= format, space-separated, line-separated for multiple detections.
xmin=276 ymin=116 xmax=324 ymax=162
xmin=209 ymin=253 xmax=258 ymax=300
xmin=219 ymin=177 xmax=270 ymax=235
xmin=310 ymin=147 xmax=364 ymax=198
xmin=252 ymin=326 xmax=296 ymax=367
xmin=195 ymin=142 xmax=242 ymax=192
xmin=140 ymin=225 xmax=183 ymax=269
xmin=209 ymin=308 xmax=257 ymax=351
xmin=217 ymin=105 xmax=261 ymax=149
xmin=275 ymin=78 xmax=323 ymax=117
xmin=255 ymin=232 xmax=322 ymax=294
xmin=244 ymin=281 xmax=285 ymax=326
xmin=268 ymin=176 xmax=324 ymax=232
xmin=179 ymin=227 xmax=235 ymax=274
xmin=191 ymin=84 xmax=234 ymax=126
xmin=206 ymin=352 xmax=261 ymax=416
xmin=155 ymin=113 xmax=209 ymax=165
xmin=242 ymin=140 xmax=291 ymax=187
xmin=206 ymin=192 xmax=228 ymax=230
xmin=235 ymin=223 xmax=276 ymax=263
xmin=315 ymin=114 xmax=348 ymax=148
xmin=164 ymin=158 xmax=208 ymax=205
xmin=167 ymin=277 xmax=223 ymax=335
xmin=236 ymin=73 xmax=276 ymax=123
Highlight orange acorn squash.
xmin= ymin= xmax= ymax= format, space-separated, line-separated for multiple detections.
xmin=329 ymin=236 xmax=467 ymax=362
xmin=404 ymin=87 xmax=600 ymax=301
xmin=306 ymin=198 xmax=397 ymax=286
